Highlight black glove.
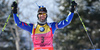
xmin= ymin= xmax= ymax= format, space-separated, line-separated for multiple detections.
xmin=70 ymin=1 xmax=77 ymax=13
xmin=11 ymin=1 xmax=17 ymax=13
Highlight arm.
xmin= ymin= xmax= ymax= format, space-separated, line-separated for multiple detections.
xmin=13 ymin=13 xmax=33 ymax=33
xmin=56 ymin=12 xmax=74 ymax=29
xmin=55 ymin=1 xmax=77 ymax=29
xmin=12 ymin=1 xmax=33 ymax=34
xmin=50 ymin=13 xmax=73 ymax=34
xmin=50 ymin=12 xmax=74 ymax=35
xmin=48 ymin=1 xmax=77 ymax=34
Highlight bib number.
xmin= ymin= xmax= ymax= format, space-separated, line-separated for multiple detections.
xmin=41 ymin=36 xmax=44 ymax=43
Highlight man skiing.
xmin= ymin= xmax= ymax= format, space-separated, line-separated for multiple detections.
xmin=12 ymin=1 xmax=77 ymax=50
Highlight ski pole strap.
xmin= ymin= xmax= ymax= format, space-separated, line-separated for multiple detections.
xmin=2 ymin=14 xmax=11 ymax=32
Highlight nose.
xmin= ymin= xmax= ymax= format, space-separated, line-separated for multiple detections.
xmin=40 ymin=14 xmax=43 ymax=16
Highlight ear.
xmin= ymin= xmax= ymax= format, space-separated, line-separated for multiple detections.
xmin=46 ymin=14 xmax=48 ymax=17
xmin=37 ymin=14 xmax=39 ymax=19
xmin=45 ymin=14 xmax=48 ymax=19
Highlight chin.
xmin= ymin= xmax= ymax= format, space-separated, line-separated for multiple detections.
xmin=41 ymin=20 xmax=45 ymax=22
xmin=41 ymin=21 xmax=44 ymax=22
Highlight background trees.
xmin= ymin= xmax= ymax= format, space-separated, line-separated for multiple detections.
xmin=54 ymin=0 xmax=100 ymax=50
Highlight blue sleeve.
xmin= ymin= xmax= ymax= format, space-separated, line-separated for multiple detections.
xmin=51 ymin=12 xmax=74 ymax=34
xmin=57 ymin=12 xmax=74 ymax=29
xmin=13 ymin=13 xmax=33 ymax=34
xmin=50 ymin=22 xmax=57 ymax=34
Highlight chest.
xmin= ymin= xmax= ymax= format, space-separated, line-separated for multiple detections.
xmin=34 ymin=24 xmax=51 ymax=34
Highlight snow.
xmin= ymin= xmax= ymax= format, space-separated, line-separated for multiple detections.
xmin=59 ymin=6 xmax=65 ymax=10
xmin=17 ymin=0 xmax=60 ymax=23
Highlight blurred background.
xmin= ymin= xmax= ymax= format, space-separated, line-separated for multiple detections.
xmin=0 ymin=0 xmax=100 ymax=50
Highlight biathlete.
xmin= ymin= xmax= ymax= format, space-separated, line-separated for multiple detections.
xmin=11 ymin=1 xmax=77 ymax=50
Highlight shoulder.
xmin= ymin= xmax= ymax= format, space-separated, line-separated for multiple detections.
xmin=47 ymin=22 xmax=57 ymax=25
xmin=27 ymin=23 xmax=34 ymax=27
xmin=47 ymin=22 xmax=57 ymax=27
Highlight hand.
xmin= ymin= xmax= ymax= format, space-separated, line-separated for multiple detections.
xmin=11 ymin=1 xmax=17 ymax=13
xmin=71 ymin=1 xmax=77 ymax=8
xmin=70 ymin=1 xmax=77 ymax=13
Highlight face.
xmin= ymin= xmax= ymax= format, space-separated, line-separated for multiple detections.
xmin=38 ymin=11 xmax=47 ymax=22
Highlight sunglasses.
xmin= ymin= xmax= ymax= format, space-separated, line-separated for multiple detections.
xmin=38 ymin=13 xmax=46 ymax=15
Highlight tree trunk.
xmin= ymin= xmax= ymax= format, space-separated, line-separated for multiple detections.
xmin=14 ymin=0 xmax=20 ymax=50
xmin=15 ymin=26 xmax=20 ymax=50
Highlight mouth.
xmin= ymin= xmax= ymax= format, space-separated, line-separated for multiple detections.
xmin=39 ymin=17 xmax=45 ymax=22
xmin=41 ymin=17 xmax=45 ymax=20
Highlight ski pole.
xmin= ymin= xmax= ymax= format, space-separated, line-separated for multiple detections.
xmin=2 ymin=14 xmax=11 ymax=32
xmin=0 ymin=0 xmax=15 ymax=34
xmin=0 ymin=13 xmax=12 ymax=35
xmin=1 ymin=0 xmax=17 ymax=33
xmin=71 ymin=0 xmax=96 ymax=50
xmin=0 ymin=13 xmax=11 ymax=36
xmin=76 ymin=9 xmax=96 ymax=50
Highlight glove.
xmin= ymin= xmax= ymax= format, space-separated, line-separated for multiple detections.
xmin=70 ymin=1 xmax=77 ymax=13
xmin=11 ymin=1 xmax=17 ymax=13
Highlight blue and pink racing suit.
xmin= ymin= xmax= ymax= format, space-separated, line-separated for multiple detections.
xmin=13 ymin=12 xmax=74 ymax=50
